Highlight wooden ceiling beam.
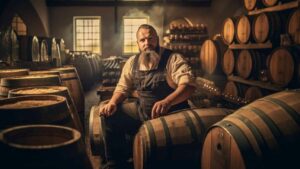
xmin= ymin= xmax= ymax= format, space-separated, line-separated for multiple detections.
xmin=46 ymin=0 xmax=211 ymax=7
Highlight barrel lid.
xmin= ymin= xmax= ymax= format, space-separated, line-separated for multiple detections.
xmin=9 ymin=86 xmax=68 ymax=96
xmin=0 ymin=124 xmax=81 ymax=149
xmin=222 ymin=18 xmax=235 ymax=44
xmin=0 ymin=74 xmax=61 ymax=87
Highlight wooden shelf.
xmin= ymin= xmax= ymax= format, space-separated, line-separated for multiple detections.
xmin=229 ymin=42 xmax=272 ymax=49
xmin=248 ymin=0 xmax=299 ymax=15
xmin=228 ymin=75 xmax=283 ymax=91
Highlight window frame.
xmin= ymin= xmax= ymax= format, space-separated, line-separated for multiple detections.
xmin=11 ymin=14 xmax=27 ymax=36
xmin=73 ymin=16 xmax=102 ymax=55
xmin=122 ymin=16 xmax=149 ymax=55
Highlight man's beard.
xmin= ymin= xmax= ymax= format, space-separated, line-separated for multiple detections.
xmin=139 ymin=49 xmax=160 ymax=69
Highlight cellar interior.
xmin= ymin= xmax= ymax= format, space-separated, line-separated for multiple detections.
xmin=0 ymin=0 xmax=300 ymax=169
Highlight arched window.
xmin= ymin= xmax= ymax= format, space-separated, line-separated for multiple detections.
xmin=11 ymin=14 xmax=27 ymax=35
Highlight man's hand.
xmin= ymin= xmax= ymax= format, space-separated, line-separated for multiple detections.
xmin=98 ymin=102 xmax=117 ymax=117
xmin=151 ymin=99 xmax=171 ymax=119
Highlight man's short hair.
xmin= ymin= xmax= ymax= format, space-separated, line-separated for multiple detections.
xmin=136 ymin=24 xmax=158 ymax=38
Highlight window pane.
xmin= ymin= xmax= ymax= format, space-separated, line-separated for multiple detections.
xmin=11 ymin=14 xmax=27 ymax=35
xmin=74 ymin=17 xmax=101 ymax=54
xmin=123 ymin=17 xmax=148 ymax=54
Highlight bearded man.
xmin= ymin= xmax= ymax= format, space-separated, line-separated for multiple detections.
xmin=98 ymin=24 xmax=196 ymax=169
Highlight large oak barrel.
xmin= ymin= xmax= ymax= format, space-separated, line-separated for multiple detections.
xmin=89 ymin=101 xmax=106 ymax=156
xmin=244 ymin=0 xmax=263 ymax=11
xmin=267 ymin=46 xmax=300 ymax=87
xmin=0 ymin=95 xmax=75 ymax=130
xmin=8 ymin=86 xmax=83 ymax=134
xmin=40 ymin=39 xmax=50 ymax=62
xmin=89 ymin=99 xmax=137 ymax=156
xmin=70 ymin=52 xmax=94 ymax=90
xmin=252 ymin=12 xmax=281 ymax=43
xmin=200 ymin=39 xmax=227 ymax=75
xmin=0 ymin=69 xmax=29 ymax=79
xmin=51 ymin=67 xmax=85 ymax=127
xmin=18 ymin=35 xmax=40 ymax=62
xmin=244 ymin=86 xmax=263 ymax=102
xmin=236 ymin=49 xmax=265 ymax=79
xmin=0 ymin=125 xmax=92 ymax=169
xmin=262 ymin=0 xmax=293 ymax=7
xmin=50 ymin=38 xmax=61 ymax=67
xmin=287 ymin=9 xmax=300 ymax=45
xmin=201 ymin=90 xmax=300 ymax=169
xmin=221 ymin=17 xmax=236 ymax=45
xmin=56 ymin=38 xmax=66 ymax=65
xmin=29 ymin=70 xmax=60 ymax=76
xmin=0 ymin=27 xmax=19 ymax=63
xmin=223 ymin=81 xmax=245 ymax=99
xmin=235 ymin=15 xmax=252 ymax=44
xmin=0 ymin=74 xmax=61 ymax=98
xmin=133 ymin=108 xmax=233 ymax=169
xmin=222 ymin=49 xmax=238 ymax=76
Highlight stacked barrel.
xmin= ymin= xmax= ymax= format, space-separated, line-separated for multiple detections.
xmin=165 ymin=22 xmax=208 ymax=77
xmin=0 ymin=67 xmax=91 ymax=168
xmin=101 ymin=56 xmax=124 ymax=86
xmin=206 ymin=0 xmax=300 ymax=107
xmin=67 ymin=51 xmax=102 ymax=91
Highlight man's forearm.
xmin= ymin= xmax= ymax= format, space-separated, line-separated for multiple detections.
xmin=164 ymin=84 xmax=196 ymax=106
xmin=109 ymin=92 xmax=127 ymax=105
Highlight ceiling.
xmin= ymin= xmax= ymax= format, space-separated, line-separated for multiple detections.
xmin=46 ymin=0 xmax=211 ymax=7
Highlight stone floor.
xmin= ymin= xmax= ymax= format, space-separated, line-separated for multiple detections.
xmin=84 ymin=82 xmax=102 ymax=169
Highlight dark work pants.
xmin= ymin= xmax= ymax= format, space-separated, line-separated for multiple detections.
xmin=100 ymin=99 xmax=143 ymax=169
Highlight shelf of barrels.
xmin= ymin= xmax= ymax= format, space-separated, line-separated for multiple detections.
xmin=198 ymin=1 xmax=300 ymax=169
xmin=197 ymin=0 xmax=300 ymax=108
xmin=0 ymin=27 xmax=98 ymax=168
xmin=164 ymin=23 xmax=209 ymax=77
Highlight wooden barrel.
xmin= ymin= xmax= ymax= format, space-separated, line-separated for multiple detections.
xmin=287 ymin=9 xmax=300 ymax=45
xmin=89 ymin=99 xmax=137 ymax=156
xmin=267 ymin=46 xmax=300 ymax=87
xmin=200 ymin=39 xmax=227 ymax=75
xmin=0 ymin=74 xmax=61 ymax=98
xmin=50 ymin=38 xmax=61 ymax=67
xmin=133 ymin=108 xmax=233 ymax=169
xmin=89 ymin=101 xmax=106 ymax=156
xmin=70 ymin=53 xmax=94 ymax=90
xmin=222 ymin=49 xmax=238 ymax=76
xmin=0 ymin=95 xmax=75 ymax=130
xmin=236 ymin=49 xmax=265 ymax=79
xmin=252 ymin=12 xmax=281 ymax=43
xmin=244 ymin=86 xmax=263 ymax=102
xmin=8 ymin=86 xmax=83 ymax=134
xmin=223 ymin=81 xmax=245 ymax=99
xmin=51 ymin=67 xmax=85 ymax=126
xmin=262 ymin=0 xmax=293 ymax=7
xmin=0 ymin=124 xmax=92 ymax=169
xmin=0 ymin=69 xmax=29 ymax=79
xmin=29 ymin=70 xmax=60 ymax=76
xmin=201 ymin=90 xmax=300 ymax=169
xmin=221 ymin=17 xmax=236 ymax=45
xmin=40 ymin=39 xmax=50 ymax=62
xmin=235 ymin=15 xmax=252 ymax=44
xmin=18 ymin=35 xmax=40 ymax=62
xmin=56 ymin=38 xmax=66 ymax=65
xmin=0 ymin=27 xmax=19 ymax=63
xmin=244 ymin=0 xmax=263 ymax=11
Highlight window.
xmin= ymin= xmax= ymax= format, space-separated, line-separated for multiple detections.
xmin=123 ymin=17 xmax=148 ymax=54
xmin=11 ymin=14 xmax=27 ymax=35
xmin=73 ymin=16 xmax=101 ymax=54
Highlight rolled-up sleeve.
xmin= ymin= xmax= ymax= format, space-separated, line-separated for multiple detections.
xmin=167 ymin=53 xmax=197 ymax=87
xmin=114 ymin=56 xmax=135 ymax=96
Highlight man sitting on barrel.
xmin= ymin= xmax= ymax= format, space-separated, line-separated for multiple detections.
xmin=98 ymin=24 xmax=196 ymax=169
